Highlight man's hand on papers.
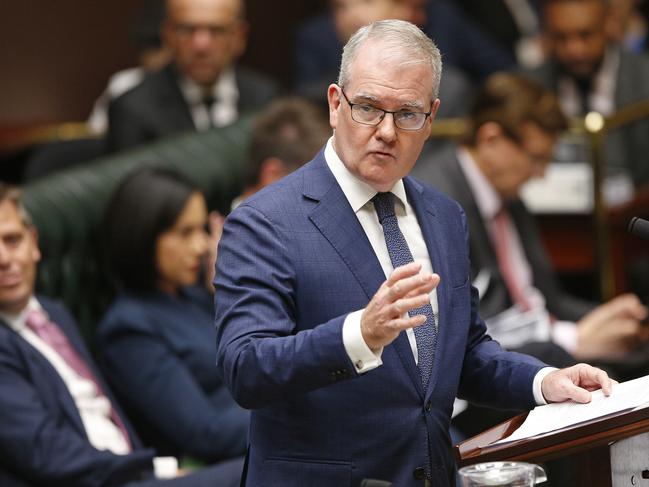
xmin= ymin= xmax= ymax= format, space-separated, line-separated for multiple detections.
xmin=541 ymin=363 xmax=614 ymax=404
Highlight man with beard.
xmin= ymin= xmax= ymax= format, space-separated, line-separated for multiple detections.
xmin=524 ymin=0 xmax=649 ymax=185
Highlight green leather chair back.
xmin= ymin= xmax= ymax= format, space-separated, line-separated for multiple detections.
xmin=22 ymin=119 xmax=251 ymax=345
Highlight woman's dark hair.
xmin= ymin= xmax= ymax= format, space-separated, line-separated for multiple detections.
xmin=103 ymin=166 xmax=198 ymax=294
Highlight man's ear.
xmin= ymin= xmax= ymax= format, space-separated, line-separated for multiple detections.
xmin=475 ymin=122 xmax=505 ymax=147
xmin=29 ymin=227 xmax=41 ymax=264
xmin=231 ymin=20 xmax=249 ymax=58
xmin=327 ymin=84 xmax=342 ymax=130
xmin=430 ymin=98 xmax=441 ymax=121
xmin=259 ymin=157 xmax=288 ymax=187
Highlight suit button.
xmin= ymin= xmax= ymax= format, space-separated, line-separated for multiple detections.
xmin=425 ymin=401 xmax=432 ymax=412
xmin=413 ymin=467 xmax=426 ymax=480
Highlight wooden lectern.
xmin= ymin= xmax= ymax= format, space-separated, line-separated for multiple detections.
xmin=455 ymin=406 xmax=649 ymax=486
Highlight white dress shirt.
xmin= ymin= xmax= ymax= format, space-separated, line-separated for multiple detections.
xmin=557 ymin=48 xmax=619 ymax=117
xmin=325 ymin=138 xmax=552 ymax=404
xmin=0 ymin=297 xmax=131 ymax=455
xmin=0 ymin=297 xmax=181 ymax=478
xmin=179 ymin=67 xmax=238 ymax=130
xmin=325 ymin=139 xmax=440 ymax=374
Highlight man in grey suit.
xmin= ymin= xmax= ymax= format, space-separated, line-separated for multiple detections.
xmin=413 ymin=73 xmax=649 ymax=369
xmin=107 ymin=0 xmax=277 ymax=152
xmin=523 ymin=0 xmax=649 ymax=186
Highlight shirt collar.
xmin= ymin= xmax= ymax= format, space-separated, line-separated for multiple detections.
xmin=0 ymin=296 xmax=43 ymax=332
xmin=324 ymin=136 xmax=408 ymax=213
xmin=178 ymin=66 xmax=237 ymax=106
xmin=456 ymin=146 xmax=503 ymax=220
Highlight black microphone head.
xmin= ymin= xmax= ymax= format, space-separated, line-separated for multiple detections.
xmin=628 ymin=217 xmax=649 ymax=240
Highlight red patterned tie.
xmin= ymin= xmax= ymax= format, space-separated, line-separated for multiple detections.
xmin=26 ymin=309 xmax=132 ymax=452
xmin=492 ymin=207 xmax=532 ymax=311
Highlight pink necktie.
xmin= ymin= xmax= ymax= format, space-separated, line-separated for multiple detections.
xmin=492 ymin=208 xmax=532 ymax=311
xmin=26 ymin=309 xmax=132 ymax=452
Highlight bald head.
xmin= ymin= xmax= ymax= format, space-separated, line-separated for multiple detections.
xmin=163 ymin=0 xmax=248 ymax=87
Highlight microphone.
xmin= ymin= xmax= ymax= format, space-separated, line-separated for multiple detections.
xmin=360 ymin=480 xmax=393 ymax=487
xmin=628 ymin=217 xmax=649 ymax=240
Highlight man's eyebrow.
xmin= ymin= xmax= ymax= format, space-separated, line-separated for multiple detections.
xmin=352 ymin=93 xmax=425 ymax=110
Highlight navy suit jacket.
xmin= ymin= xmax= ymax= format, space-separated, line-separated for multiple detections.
xmin=0 ymin=297 xmax=154 ymax=487
xmin=214 ymin=150 xmax=546 ymax=486
xmin=98 ymin=287 xmax=248 ymax=463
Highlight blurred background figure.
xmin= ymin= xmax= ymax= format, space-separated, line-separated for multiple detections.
xmin=87 ymin=0 xmax=172 ymax=135
xmin=106 ymin=0 xmax=278 ymax=153
xmin=0 ymin=183 xmax=239 ymax=487
xmin=606 ymin=0 xmax=648 ymax=53
xmin=456 ymin=0 xmax=544 ymax=68
xmin=293 ymin=0 xmax=479 ymax=118
xmin=98 ymin=167 xmax=247 ymax=481
xmin=413 ymin=75 xmax=649 ymax=483
xmin=414 ymin=73 xmax=649 ymax=373
xmin=232 ymin=96 xmax=331 ymax=210
xmin=524 ymin=0 xmax=649 ymax=186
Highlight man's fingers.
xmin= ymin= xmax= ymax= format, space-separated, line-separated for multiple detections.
xmin=386 ymin=262 xmax=423 ymax=286
xmin=390 ymin=314 xmax=427 ymax=331
xmin=580 ymin=365 xmax=614 ymax=396
xmin=387 ymin=272 xmax=438 ymax=303
xmin=543 ymin=364 xmax=613 ymax=403
xmin=391 ymin=293 xmax=433 ymax=318
xmin=565 ymin=383 xmax=592 ymax=404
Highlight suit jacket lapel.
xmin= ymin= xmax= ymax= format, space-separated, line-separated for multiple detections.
xmin=155 ymin=64 xmax=196 ymax=131
xmin=42 ymin=302 xmax=141 ymax=448
xmin=304 ymin=154 xmax=385 ymax=302
xmin=0 ymin=316 xmax=89 ymax=439
xmin=304 ymin=155 xmax=424 ymax=395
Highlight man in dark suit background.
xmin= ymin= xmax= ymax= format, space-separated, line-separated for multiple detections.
xmin=107 ymin=0 xmax=278 ymax=153
xmin=413 ymin=73 xmax=648 ymax=371
xmin=215 ymin=20 xmax=613 ymax=487
xmin=524 ymin=0 xmax=649 ymax=186
xmin=0 ymin=183 xmax=242 ymax=486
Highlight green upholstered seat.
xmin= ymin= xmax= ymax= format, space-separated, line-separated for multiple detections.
xmin=22 ymin=119 xmax=251 ymax=346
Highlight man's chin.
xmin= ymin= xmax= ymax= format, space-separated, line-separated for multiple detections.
xmin=559 ymin=63 xmax=599 ymax=82
xmin=0 ymin=292 xmax=30 ymax=314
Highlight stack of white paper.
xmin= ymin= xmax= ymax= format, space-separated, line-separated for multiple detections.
xmin=495 ymin=374 xmax=649 ymax=445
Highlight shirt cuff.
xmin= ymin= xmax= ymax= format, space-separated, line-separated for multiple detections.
xmin=153 ymin=456 xmax=178 ymax=479
xmin=551 ymin=320 xmax=578 ymax=354
xmin=533 ymin=367 xmax=558 ymax=405
xmin=342 ymin=309 xmax=383 ymax=374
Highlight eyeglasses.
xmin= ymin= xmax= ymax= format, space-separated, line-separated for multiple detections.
xmin=340 ymin=89 xmax=432 ymax=131
xmin=173 ymin=22 xmax=236 ymax=39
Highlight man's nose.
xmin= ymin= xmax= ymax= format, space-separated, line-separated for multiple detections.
xmin=191 ymin=28 xmax=213 ymax=49
xmin=375 ymin=113 xmax=397 ymax=142
xmin=0 ymin=244 xmax=9 ymax=266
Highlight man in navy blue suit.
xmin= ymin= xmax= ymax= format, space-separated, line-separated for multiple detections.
xmin=215 ymin=19 xmax=613 ymax=487
xmin=0 ymin=184 xmax=242 ymax=486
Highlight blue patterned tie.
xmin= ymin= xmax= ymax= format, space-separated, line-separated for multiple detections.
xmin=373 ymin=192 xmax=437 ymax=387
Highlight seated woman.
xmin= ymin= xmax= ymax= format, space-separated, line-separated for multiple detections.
xmin=98 ymin=167 xmax=247 ymax=468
